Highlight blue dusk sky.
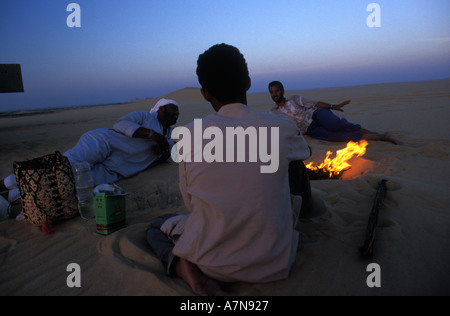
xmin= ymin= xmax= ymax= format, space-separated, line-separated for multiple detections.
xmin=1 ymin=0 xmax=449 ymax=112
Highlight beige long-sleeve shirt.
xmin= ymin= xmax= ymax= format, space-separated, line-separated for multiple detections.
xmin=171 ymin=103 xmax=311 ymax=283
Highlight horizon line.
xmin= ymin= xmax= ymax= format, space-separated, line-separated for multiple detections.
xmin=1 ymin=77 xmax=449 ymax=115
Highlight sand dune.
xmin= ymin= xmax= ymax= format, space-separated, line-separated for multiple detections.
xmin=1 ymin=79 xmax=449 ymax=296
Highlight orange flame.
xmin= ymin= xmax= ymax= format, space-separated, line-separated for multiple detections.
xmin=306 ymin=140 xmax=368 ymax=178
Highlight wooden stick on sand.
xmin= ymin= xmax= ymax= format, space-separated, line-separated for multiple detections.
xmin=359 ymin=179 xmax=388 ymax=258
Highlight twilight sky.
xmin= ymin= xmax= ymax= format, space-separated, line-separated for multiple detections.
xmin=1 ymin=0 xmax=449 ymax=111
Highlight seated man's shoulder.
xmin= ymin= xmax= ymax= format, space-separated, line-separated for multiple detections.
xmin=254 ymin=108 xmax=299 ymax=129
xmin=118 ymin=110 xmax=152 ymax=121
xmin=138 ymin=110 xmax=154 ymax=117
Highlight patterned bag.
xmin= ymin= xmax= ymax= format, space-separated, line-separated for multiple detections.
xmin=13 ymin=151 xmax=78 ymax=234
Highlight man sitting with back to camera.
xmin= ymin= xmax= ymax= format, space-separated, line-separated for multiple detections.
xmin=146 ymin=44 xmax=312 ymax=295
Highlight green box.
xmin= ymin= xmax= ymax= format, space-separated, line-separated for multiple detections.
xmin=94 ymin=193 xmax=126 ymax=235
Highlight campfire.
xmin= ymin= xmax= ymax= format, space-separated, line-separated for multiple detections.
xmin=306 ymin=140 xmax=368 ymax=180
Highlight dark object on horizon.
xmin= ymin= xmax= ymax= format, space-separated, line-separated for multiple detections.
xmin=0 ymin=64 xmax=24 ymax=93
xmin=359 ymin=179 xmax=388 ymax=258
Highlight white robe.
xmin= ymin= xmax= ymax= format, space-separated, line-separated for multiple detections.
xmin=64 ymin=111 xmax=174 ymax=185
xmin=5 ymin=111 xmax=174 ymax=199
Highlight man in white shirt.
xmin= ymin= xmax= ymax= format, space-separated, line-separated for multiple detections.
xmin=0 ymin=99 xmax=179 ymax=207
xmin=65 ymin=98 xmax=179 ymax=184
xmin=269 ymin=81 xmax=400 ymax=144
xmin=146 ymin=44 xmax=312 ymax=295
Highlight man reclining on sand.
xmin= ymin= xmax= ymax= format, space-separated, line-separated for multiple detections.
xmin=0 ymin=98 xmax=180 ymax=217
xmin=146 ymin=44 xmax=312 ymax=296
xmin=268 ymin=81 xmax=400 ymax=144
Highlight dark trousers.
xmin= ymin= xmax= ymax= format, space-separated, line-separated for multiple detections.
xmin=146 ymin=213 xmax=180 ymax=276
xmin=307 ymin=108 xmax=363 ymax=142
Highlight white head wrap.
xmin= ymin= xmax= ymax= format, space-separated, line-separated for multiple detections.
xmin=150 ymin=98 xmax=180 ymax=114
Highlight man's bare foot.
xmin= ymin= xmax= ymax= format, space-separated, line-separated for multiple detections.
xmin=174 ymin=257 xmax=224 ymax=296
xmin=362 ymin=133 xmax=401 ymax=145
xmin=377 ymin=133 xmax=402 ymax=145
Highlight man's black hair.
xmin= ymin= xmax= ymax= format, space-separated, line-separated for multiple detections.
xmin=196 ymin=43 xmax=249 ymax=104
xmin=268 ymin=81 xmax=284 ymax=91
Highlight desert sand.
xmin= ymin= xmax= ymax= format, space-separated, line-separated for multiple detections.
xmin=0 ymin=79 xmax=449 ymax=296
